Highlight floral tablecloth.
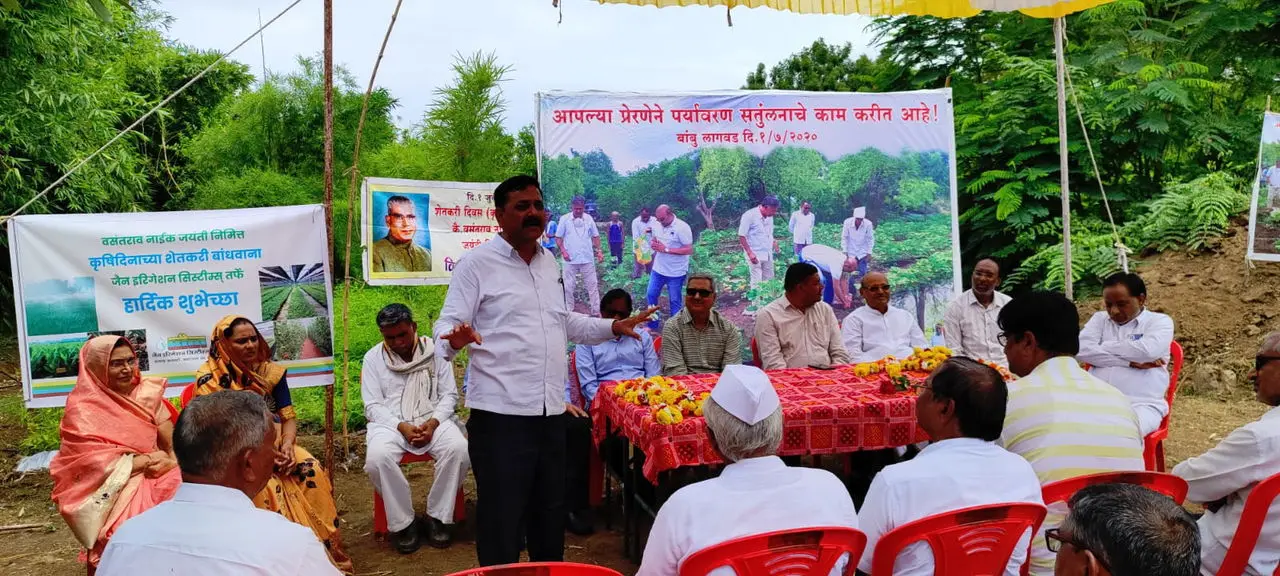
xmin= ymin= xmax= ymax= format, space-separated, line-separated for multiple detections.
xmin=590 ymin=366 xmax=930 ymax=483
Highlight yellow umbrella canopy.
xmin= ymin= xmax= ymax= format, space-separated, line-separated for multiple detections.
xmin=595 ymin=0 xmax=1113 ymax=19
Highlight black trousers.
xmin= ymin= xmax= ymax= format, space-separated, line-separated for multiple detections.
xmin=565 ymin=413 xmax=594 ymax=512
xmin=468 ymin=409 xmax=569 ymax=566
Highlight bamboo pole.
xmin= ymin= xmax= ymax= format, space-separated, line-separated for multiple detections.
xmin=340 ymin=0 xmax=406 ymax=459
xmin=1055 ymin=17 xmax=1073 ymax=299
xmin=322 ymin=0 xmax=336 ymax=474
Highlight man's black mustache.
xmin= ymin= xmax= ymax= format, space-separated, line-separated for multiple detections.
xmin=522 ymin=216 xmax=543 ymax=227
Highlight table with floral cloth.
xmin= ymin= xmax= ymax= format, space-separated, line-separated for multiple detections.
xmin=590 ymin=365 xmax=931 ymax=484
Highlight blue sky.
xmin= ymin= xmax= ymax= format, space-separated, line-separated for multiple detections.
xmin=155 ymin=0 xmax=877 ymax=132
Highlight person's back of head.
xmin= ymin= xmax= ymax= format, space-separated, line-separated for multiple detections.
xmin=1054 ymin=483 xmax=1199 ymax=576
xmin=174 ymin=391 xmax=275 ymax=497
xmin=997 ymin=290 xmax=1080 ymax=377
xmin=924 ymin=357 xmax=1008 ymax=441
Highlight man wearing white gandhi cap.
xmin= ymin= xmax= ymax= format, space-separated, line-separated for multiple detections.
xmin=638 ymin=365 xmax=859 ymax=576
xmin=841 ymin=206 xmax=875 ymax=283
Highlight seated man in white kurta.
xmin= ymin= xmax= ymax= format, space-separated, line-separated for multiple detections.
xmin=638 ymin=365 xmax=859 ymax=576
xmin=842 ymin=272 xmax=926 ymax=363
xmin=362 ymin=303 xmax=470 ymax=554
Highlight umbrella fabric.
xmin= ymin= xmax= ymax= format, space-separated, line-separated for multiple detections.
xmin=595 ymin=0 xmax=1112 ymax=19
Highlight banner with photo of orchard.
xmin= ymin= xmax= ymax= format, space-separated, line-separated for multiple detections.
xmin=8 ymin=205 xmax=335 ymax=408
xmin=1249 ymin=112 xmax=1280 ymax=262
xmin=535 ymin=89 xmax=961 ymax=338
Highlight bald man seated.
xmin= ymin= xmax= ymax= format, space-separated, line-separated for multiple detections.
xmin=841 ymin=272 xmax=925 ymax=364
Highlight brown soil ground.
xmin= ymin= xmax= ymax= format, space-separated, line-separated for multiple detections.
xmin=1 ymin=220 xmax=1277 ymax=575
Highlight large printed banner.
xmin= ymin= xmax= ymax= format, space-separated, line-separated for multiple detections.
xmin=362 ymin=178 xmax=501 ymax=286
xmin=1249 ymin=112 xmax=1280 ymax=262
xmin=8 ymin=205 xmax=335 ymax=408
xmin=536 ymin=89 xmax=961 ymax=336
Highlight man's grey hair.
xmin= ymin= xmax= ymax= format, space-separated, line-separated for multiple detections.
xmin=1062 ymin=483 xmax=1200 ymax=576
xmin=386 ymin=194 xmax=413 ymax=210
xmin=687 ymin=272 xmax=716 ymax=292
xmin=1262 ymin=331 xmax=1280 ymax=355
xmin=174 ymin=391 xmax=270 ymax=479
xmin=376 ymin=303 xmax=414 ymax=329
xmin=702 ymin=396 xmax=782 ymax=463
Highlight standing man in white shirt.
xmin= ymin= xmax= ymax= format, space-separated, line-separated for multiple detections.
xmin=1173 ymin=332 xmax=1280 ymax=576
xmin=842 ymin=272 xmax=926 ymax=364
xmin=362 ymin=303 xmax=469 ymax=554
xmin=841 ymin=206 xmax=875 ymax=283
xmin=738 ymin=195 xmax=781 ymax=296
xmin=98 ymin=392 xmax=341 ymax=576
xmin=638 ymin=365 xmax=859 ymax=576
xmin=859 ymin=357 xmax=1043 ymax=576
xmin=647 ymin=204 xmax=695 ymax=328
xmin=1077 ymin=272 xmax=1175 ymax=436
xmin=631 ymin=206 xmax=654 ymax=279
xmin=943 ymin=258 xmax=1011 ymax=365
xmin=556 ymin=195 xmax=604 ymax=315
xmin=789 ymin=201 xmax=816 ymax=258
xmin=434 ymin=175 xmax=655 ymax=567
xmin=1266 ymin=159 xmax=1280 ymax=209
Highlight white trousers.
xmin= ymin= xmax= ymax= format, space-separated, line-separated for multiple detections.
xmin=365 ymin=418 xmax=470 ymax=531
xmin=563 ymin=261 xmax=600 ymax=312
xmin=747 ymin=254 xmax=775 ymax=288
xmin=1135 ymin=404 xmax=1165 ymax=437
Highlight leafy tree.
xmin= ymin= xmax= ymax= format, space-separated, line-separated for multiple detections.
xmin=694 ymin=147 xmax=757 ymax=229
xmin=577 ymin=149 xmax=621 ymax=203
xmin=745 ymin=40 xmax=894 ymax=92
xmin=513 ymin=124 xmax=537 ymax=177
xmin=420 ymin=51 xmax=515 ymax=183
xmin=761 ymin=147 xmax=828 ymax=213
xmin=541 ymin=154 xmax=585 ymax=212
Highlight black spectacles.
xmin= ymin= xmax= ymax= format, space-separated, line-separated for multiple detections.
xmin=1045 ymin=529 xmax=1112 ymax=572
xmin=605 ymin=310 xmax=630 ymax=320
xmin=997 ymin=332 xmax=1008 ymax=346
xmin=686 ymin=288 xmax=713 ymax=298
xmin=1257 ymin=355 xmax=1280 ymax=372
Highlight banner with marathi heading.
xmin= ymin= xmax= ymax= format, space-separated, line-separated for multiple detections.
xmin=361 ymin=178 xmax=501 ymax=286
xmin=1249 ymin=111 xmax=1280 ymax=262
xmin=8 ymin=205 xmax=335 ymax=408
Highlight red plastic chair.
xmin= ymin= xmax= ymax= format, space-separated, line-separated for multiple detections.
xmin=179 ymin=382 xmax=196 ymax=408
xmin=751 ymin=338 xmax=762 ymax=367
xmin=1144 ymin=341 xmax=1184 ymax=472
xmin=869 ymin=503 xmax=1047 ymax=576
xmin=567 ymin=350 xmax=605 ymax=508
xmin=372 ymin=451 xmax=467 ymax=536
xmin=445 ymin=563 xmax=623 ymax=576
xmin=654 ymin=335 xmax=662 ymax=355
xmin=1041 ymin=471 xmax=1189 ymax=507
xmin=679 ymin=527 xmax=867 ymax=576
xmin=1214 ymin=471 xmax=1280 ymax=576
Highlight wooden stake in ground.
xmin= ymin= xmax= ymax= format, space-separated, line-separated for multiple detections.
xmin=321 ymin=0 xmax=336 ymax=475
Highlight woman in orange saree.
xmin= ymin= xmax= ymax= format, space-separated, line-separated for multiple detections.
xmin=50 ymin=335 xmax=182 ymax=574
xmin=194 ymin=314 xmax=352 ymax=574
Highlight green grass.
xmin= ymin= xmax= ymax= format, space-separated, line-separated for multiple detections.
xmin=25 ymin=299 xmax=98 ymax=337
xmin=261 ymin=286 xmax=291 ymax=320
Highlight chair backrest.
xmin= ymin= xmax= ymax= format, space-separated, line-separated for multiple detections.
xmin=870 ymin=503 xmax=1047 ymax=576
xmin=1167 ymin=340 xmax=1184 ymax=412
xmin=179 ymin=382 xmax=196 ymax=408
xmin=1215 ymin=471 xmax=1280 ymax=576
xmin=750 ymin=338 xmax=762 ymax=367
xmin=445 ymin=562 xmax=623 ymax=576
xmin=654 ymin=335 xmax=662 ymax=355
xmin=567 ymin=350 xmax=585 ymax=409
xmin=679 ymin=527 xmax=867 ymax=576
xmin=1042 ymin=471 xmax=1189 ymax=507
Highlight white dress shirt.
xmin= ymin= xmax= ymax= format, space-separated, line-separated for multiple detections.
xmin=858 ymin=438 xmax=1044 ymax=575
xmin=652 ymin=216 xmax=694 ymax=278
xmin=98 ymin=483 xmax=341 ymax=576
xmin=434 ymin=235 xmax=616 ymax=416
xmin=789 ymin=210 xmax=816 ymax=245
xmin=638 ymin=455 xmax=859 ymax=576
xmin=556 ymin=213 xmax=599 ymax=263
xmin=840 ymin=217 xmax=875 ymax=259
xmin=632 ymin=215 xmax=654 ymax=240
xmin=842 ymin=305 xmax=926 ymax=363
xmin=738 ymin=206 xmax=774 ymax=256
xmin=1077 ymin=309 xmax=1174 ymax=420
xmin=1173 ymin=406 xmax=1280 ymax=576
xmin=943 ymin=289 xmax=1011 ymax=366
xmin=361 ymin=341 xmax=457 ymax=433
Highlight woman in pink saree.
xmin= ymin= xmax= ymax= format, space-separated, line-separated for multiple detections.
xmin=50 ymin=335 xmax=182 ymax=573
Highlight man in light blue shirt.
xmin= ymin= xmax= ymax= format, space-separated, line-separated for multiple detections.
xmin=565 ymin=288 xmax=660 ymax=535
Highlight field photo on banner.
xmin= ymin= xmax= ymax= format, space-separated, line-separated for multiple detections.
xmin=1250 ymin=111 xmax=1280 ymax=262
xmin=536 ymin=89 xmax=961 ymax=340
xmin=7 ymin=205 xmax=335 ymax=408
xmin=361 ymin=178 xmax=501 ymax=286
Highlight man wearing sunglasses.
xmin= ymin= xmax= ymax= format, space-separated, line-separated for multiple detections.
xmin=1051 ymin=483 xmax=1199 ymax=576
xmin=1173 ymin=332 xmax=1280 ymax=576
xmin=662 ymin=273 xmax=742 ymax=376
xmin=565 ymin=289 xmax=660 ymax=535
xmin=842 ymin=272 xmax=925 ymax=364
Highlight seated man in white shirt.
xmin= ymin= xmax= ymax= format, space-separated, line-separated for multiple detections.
xmin=858 ymin=357 xmax=1043 ymax=575
xmin=1077 ymin=272 xmax=1175 ymax=436
xmin=98 ymin=392 xmax=341 ymax=576
xmin=362 ymin=303 xmax=469 ymax=553
xmin=1172 ymin=332 xmax=1280 ymax=576
xmin=1051 ymin=483 xmax=1200 ymax=576
xmin=943 ymin=258 xmax=1011 ymax=366
xmin=842 ymin=272 xmax=926 ymax=363
xmin=638 ymin=365 xmax=858 ymax=576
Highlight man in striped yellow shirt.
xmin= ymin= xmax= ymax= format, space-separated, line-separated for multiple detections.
xmin=996 ymin=291 xmax=1144 ymax=576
